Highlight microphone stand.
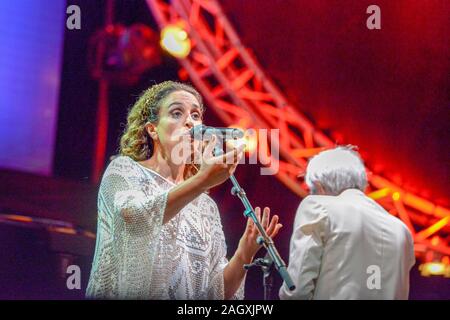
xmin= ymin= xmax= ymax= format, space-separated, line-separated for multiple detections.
xmin=244 ymin=251 xmax=274 ymax=300
xmin=214 ymin=145 xmax=296 ymax=298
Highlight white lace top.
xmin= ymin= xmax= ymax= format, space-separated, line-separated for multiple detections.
xmin=86 ymin=156 xmax=245 ymax=299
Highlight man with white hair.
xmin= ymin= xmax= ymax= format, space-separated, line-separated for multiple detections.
xmin=279 ymin=146 xmax=415 ymax=300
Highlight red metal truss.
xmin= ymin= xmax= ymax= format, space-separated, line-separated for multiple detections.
xmin=146 ymin=0 xmax=450 ymax=262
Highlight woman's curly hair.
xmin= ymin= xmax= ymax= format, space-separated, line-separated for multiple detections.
xmin=119 ymin=81 xmax=204 ymax=179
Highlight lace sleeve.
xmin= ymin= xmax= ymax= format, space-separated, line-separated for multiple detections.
xmin=87 ymin=156 xmax=168 ymax=299
xmin=102 ymin=156 xmax=167 ymax=234
xmin=207 ymin=201 xmax=245 ymax=300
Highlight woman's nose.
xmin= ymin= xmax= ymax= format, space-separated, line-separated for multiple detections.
xmin=185 ymin=115 xmax=195 ymax=128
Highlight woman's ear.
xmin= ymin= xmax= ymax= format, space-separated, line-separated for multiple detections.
xmin=145 ymin=122 xmax=158 ymax=141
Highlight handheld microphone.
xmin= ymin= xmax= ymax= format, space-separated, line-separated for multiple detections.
xmin=189 ymin=125 xmax=244 ymax=140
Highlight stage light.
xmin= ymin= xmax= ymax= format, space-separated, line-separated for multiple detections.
xmin=244 ymin=130 xmax=258 ymax=155
xmin=226 ymin=124 xmax=258 ymax=155
xmin=88 ymin=23 xmax=162 ymax=86
xmin=419 ymin=261 xmax=448 ymax=277
xmin=392 ymin=192 xmax=401 ymax=201
xmin=160 ymin=24 xmax=191 ymax=58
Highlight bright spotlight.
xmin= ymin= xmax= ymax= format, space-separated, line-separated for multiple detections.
xmin=160 ymin=24 xmax=191 ymax=58
xmin=419 ymin=261 xmax=449 ymax=277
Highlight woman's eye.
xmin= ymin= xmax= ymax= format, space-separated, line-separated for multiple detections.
xmin=171 ymin=111 xmax=182 ymax=118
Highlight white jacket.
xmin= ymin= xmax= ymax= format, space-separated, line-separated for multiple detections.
xmin=279 ymin=189 xmax=415 ymax=300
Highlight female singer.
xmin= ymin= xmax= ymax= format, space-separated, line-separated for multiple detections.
xmin=86 ymin=81 xmax=282 ymax=299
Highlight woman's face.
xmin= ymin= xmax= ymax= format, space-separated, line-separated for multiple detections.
xmin=147 ymin=90 xmax=203 ymax=163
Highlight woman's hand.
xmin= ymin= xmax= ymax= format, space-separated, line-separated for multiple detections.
xmin=223 ymin=207 xmax=282 ymax=299
xmin=235 ymin=207 xmax=283 ymax=264
xmin=196 ymin=135 xmax=244 ymax=190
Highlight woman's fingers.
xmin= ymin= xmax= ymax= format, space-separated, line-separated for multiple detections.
xmin=229 ymin=147 xmax=244 ymax=174
xmin=244 ymin=208 xmax=282 ymax=244
xmin=245 ymin=214 xmax=255 ymax=234
xmin=254 ymin=207 xmax=260 ymax=224
xmin=192 ymin=139 xmax=203 ymax=163
xmin=270 ymin=223 xmax=283 ymax=239
xmin=255 ymin=207 xmax=261 ymax=237
xmin=261 ymin=207 xmax=270 ymax=229
xmin=203 ymin=135 xmax=217 ymax=162
xmin=265 ymin=214 xmax=279 ymax=236
xmin=222 ymin=144 xmax=244 ymax=167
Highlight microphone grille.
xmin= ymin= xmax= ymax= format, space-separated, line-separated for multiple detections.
xmin=190 ymin=124 xmax=206 ymax=139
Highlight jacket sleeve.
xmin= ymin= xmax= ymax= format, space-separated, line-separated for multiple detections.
xmin=279 ymin=196 xmax=328 ymax=300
